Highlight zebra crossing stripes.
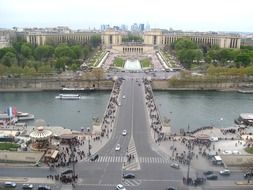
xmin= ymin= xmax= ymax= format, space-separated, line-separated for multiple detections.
xmin=87 ymin=156 xmax=170 ymax=164
xmin=139 ymin=156 xmax=169 ymax=164
xmin=122 ymin=179 xmax=142 ymax=187
xmin=88 ymin=156 xmax=126 ymax=163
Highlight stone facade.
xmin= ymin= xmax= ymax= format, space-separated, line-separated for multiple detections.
xmin=102 ymin=29 xmax=241 ymax=49
xmin=26 ymin=32 xmax=97 ymax=46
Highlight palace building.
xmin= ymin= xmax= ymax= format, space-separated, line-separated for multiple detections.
xmin=2 ymin=27 xmax=240 ymax=53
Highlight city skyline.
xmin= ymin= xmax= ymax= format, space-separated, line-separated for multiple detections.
xmin=0 ymin=0 xmax=253 ymax=32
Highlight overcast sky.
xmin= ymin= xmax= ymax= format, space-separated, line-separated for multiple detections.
xmin=0 ymin=0 xmax=252 ymax=32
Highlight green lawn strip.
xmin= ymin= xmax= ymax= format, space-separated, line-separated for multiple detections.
xmin=113 ymin=57 xmax=125 ymax=68
xmin=0 ymin=142 xmax=20 ymax=150
xmin=245 ymin=147 xmax=253 ymax=154
xmin=140 ymin=58 xmax=151 ymax=68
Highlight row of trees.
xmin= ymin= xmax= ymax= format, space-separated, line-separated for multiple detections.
xmin=0 ymin=37 xmax=102 ymax=76
xmin=171 ymin=38 xmax=253 ymax=70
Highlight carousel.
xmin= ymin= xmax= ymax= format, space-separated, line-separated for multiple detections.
xmin=29 ymin=126 xmax=52 ymax=150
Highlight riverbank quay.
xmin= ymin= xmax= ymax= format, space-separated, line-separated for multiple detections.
xmin=1 ymin=76 xmax=253 ymax=91
xmin=156 ymin=125 xmax=253 ymax=169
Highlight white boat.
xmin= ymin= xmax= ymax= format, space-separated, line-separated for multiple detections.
xmin=62 ymin=87 xmax=95 ymax=91
xmin=55 ymin=94 xmax=81 ymax=100
xmin=16 ymin=112 xmax=35 ymax=121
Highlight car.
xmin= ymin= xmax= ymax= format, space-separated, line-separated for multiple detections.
xmin=219 ymin=169 xmax=230 ymax=176
xmin=90 ymin=154 xmax=99 ymax=161
xmin=122 ymin=95 xmax=126 ymax=99
xmin=122 ymin=129 xmax=127 ymax=136
xmin=167 ymin=186 xmax=177 ymax=190
xmin=115 ymin=144 xmax=121 ymax=151
xmin=115 ymin=184 xmax=126 ymax=190
xmin=170 ymin=163 xmax=180 ymax=169
xmin=38 ymin=185 xmax=51 ymax=190
xmin=244 ymin=172 xmax=253 ymax=178
xmin=210 ymin=136 xmax=219 ymax=142
xmin=193 ymin=177 xmax=206 ymax=185
xmin=123 ymin=173 xmax=135 ymax=179
xmin=206 ymin=174 xmax=218 ymax=180
xmin=222 ymin=150 xmax=232 ymax=155
xmin=203 ymin=171 xmax=213 ymax=175
xmin=4 ymin=182 xmax=16 ymax=188
xmin=22 ymin=184 xmax=33 ymax=189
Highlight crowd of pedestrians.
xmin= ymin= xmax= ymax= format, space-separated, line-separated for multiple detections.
xmin=101 ymin=78 xmax=123 ymax=137
xmin=143 ymin=78 xmax=163 ymax=142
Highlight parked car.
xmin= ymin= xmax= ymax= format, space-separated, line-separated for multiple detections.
xmin=170 ymin=163 xmax=180 ymax=169
xmin=22 ymin=184 xmax=33 ymax=189
xmin=4 ymin=182 xmax=16 ymax=188
xmin=122 ymin=95 xmax=126 ymax=99
xmin=193 ymin=177 xmax=206 ymax=185
xmin=115 ymin=144 xmax=121 ymax=151
xmin=123 ymin=173 xmax=135 ymax=179
xmin=90 ymin=154 xmax=99 ymax=161
xmin=122 ymin=129 xmax=127 ymax=136
xmin=38 ymin=185 xmax=51 ymax=190
xmin=203 ymin=171 xmax=213 ymax=175
xmin=206 ymin=174 xmax=218 ymax=180
xmin=115 ymin=184 xmax=126 ymax=190
xmin=219 ymin=169 xmax=230 ymax=176
xmin=167 ymin=186 xmax=177 ymax=190
xmin=244 ymin=171 xmax=253 ymax=178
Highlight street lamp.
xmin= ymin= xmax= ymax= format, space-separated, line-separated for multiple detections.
xmin=186 ymin=124 xmax=192 ymax=184
xmin=88 ymin=138 xmax=91 ymax=156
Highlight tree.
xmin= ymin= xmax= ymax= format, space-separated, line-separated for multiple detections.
xmin=175 ymin=38 xmax=198 ymax=50
xmin=55 ymin=44 xmax=76 ymax=58
xmin=90 ymin=35 xmax=101 ymax=48
xmin=20 ymin=44 xmax=33 ymax=58
xmin=1 ymin=52 xmax=17 ymax=67
xmin=236 ymin=53 xmax=251 ymax=67
xmin=0 ymin=47 xmax=16 ymax=59
xmin=92 ymin=67 xmax=104 ymax=81
xmin=71 ymin=45 xmax=83 ymax=59
xmin=34 ymin=45 xmax=54 ymax=61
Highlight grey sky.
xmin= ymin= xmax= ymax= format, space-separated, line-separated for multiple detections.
xmin=0 ymin=0 xmax=252 ymax=32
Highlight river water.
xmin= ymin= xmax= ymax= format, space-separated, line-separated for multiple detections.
xmin=0 ymin=91 xmax=252 ymax=132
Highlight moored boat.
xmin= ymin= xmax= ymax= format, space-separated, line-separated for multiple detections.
xmin=55 ymin=94 xmax=81 ymax=100
xmin=234 ymin=113 xmax=253 ymax=126
xmin=16 ymin=112 xmax=35 ymax=121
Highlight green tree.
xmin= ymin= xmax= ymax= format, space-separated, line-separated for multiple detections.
xmin=71 ymin=45 xmax=83 ymax=58
xmin=1 ymin=52 xmax=17 ymax=67
xmin=34 ymin=45 xmax=54 ymax=61
xmin=0 ymin=47 xmax=16 ymax=59
xmin=236 ymin=53 xmax=251 ymax=67
xmin=55 ymin=44 xmax=76 ymax=58
xmin=21 ymin=44 xmax=33 ymax=58
xmin=90 ymin=35 xmax=101 ymax=48
xmin=175 ymin=38 xmax=198 ymax=50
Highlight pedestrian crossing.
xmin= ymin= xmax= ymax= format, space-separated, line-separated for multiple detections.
xmin=86 ymin=155 xmax=170 ymax=164
xmin=139 ymin=156 xmax=170 ymax=164
xmin=122 ymin=179 xmax=142 ymax=186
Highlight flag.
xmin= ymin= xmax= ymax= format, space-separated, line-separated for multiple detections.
xmin=12 ymin=106 xmax=17 ymax=117
xmin=7 ymin=107 xmax=12 ymax=117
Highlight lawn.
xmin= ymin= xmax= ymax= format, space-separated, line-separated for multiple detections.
xmin=140 ymin=58 xmax=151 ymax=68
xmin=245 ymin=147 xmax=253 ymax=154
xmin=0 ymin=142 xmax=20 ymax=151
xmin=113 ymin=57 xmax=125 ymax=68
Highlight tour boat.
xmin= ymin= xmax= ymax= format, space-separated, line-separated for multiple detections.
xmin=55 ymin=94 xmax=81 ymax=100
xmin=61 ymin=87 xmax=95 ymax=91
xmin=234 ymin=113 xmax=253 ymax=126
xmin=16 ymin=112 xmax=35 ymax=121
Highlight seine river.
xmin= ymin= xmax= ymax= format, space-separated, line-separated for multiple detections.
xmin=0 ymin=90 xmax=252 ymax=132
